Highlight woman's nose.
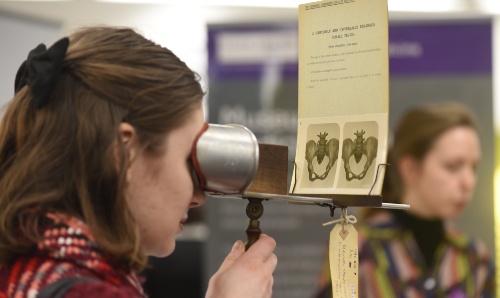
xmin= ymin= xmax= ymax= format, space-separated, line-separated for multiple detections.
xmin=190 ymin=187 xmax=206 ymax=208
xmin=461 ymin=167 xmax=476 ymax=193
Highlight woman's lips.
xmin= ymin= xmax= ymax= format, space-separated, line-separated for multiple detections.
xmin=178 ymin=217 xmax=188 ymax=234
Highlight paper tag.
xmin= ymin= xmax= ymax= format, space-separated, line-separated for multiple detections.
xmin=329 ymin=223 xmax=358 ymax=298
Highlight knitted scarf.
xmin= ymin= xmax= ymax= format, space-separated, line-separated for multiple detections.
xmin=0 ymin=212 xmax=145 ymax=298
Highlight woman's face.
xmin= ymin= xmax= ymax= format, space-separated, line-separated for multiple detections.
xmin=411 ymin=126 xmax=480 ymax=220
xmin=125 ymin=105 xmax=206 ymax=257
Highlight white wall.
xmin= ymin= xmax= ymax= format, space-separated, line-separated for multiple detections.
xmin=0 ymin=12 xmax=60 ymax=106
xmin=0 ymin=2 xmax=298 ymax=96
xmin=1 ymin=2 xmax=494 ymax=106
xmin=0 ymin=2 xmax=492 ymax=96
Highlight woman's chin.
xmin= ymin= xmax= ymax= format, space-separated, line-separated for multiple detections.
xmin=147 ymin=242 xmax=175 ymax=258
xmin=442 ymin=210 xmax=462 ymax=221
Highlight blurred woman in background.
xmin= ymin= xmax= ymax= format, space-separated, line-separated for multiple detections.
xmin=315 ymin=102 xmax=494 ymax=297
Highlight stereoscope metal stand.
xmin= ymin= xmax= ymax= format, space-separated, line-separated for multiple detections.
xmin=208 ymin=144 xmax=409 ymax=250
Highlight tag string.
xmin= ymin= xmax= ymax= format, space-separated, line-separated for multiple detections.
xmin=323 ymin=207 xmax=357 ymax=233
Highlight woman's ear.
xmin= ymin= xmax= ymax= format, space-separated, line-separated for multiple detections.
xmin=118 ymin=122 xmax=139 ymax=167
xmin=398 ymin=155 xmax=420 ymax=186
xmin=119 ymin=122 xmax=134 ymax=143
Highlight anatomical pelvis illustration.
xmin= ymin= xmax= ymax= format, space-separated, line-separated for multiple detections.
xmin=342 ymin=129 xmax=378 ymax=181
xmin=305 ymin=132 xmax=339 ymax=181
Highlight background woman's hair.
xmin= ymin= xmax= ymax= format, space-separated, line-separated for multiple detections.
xmin=0 ymin=26 xmax=204 ymax=270
xmin=363 ymin=102 xmax=478 ymax=219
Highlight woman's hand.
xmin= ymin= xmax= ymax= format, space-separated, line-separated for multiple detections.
xmin=205 ymin=234 xmax=277 ymax=298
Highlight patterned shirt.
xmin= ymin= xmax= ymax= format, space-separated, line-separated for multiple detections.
xmin=315 ymin=211 xmax=495 ymax=298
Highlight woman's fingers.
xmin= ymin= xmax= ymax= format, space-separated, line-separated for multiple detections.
xmin=243 ymin=234 xmax=276 ymax=263
xmin=206 ymin=235 xmax=277 ymax=298
xmin=218 ymin=240 xmax=245 ymax=272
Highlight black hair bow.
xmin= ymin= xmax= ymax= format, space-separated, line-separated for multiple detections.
xmin=14 ymin=37 xmax=70 ymax=109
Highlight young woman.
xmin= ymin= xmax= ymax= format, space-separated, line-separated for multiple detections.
xmin=0 ymin=26 xmax=277 ymax=298
xmin=315 ymin=102 xmax=494 ymax=297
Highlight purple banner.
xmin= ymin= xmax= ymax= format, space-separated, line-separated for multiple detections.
xmin=389 ymin=22 xmax=492 ymax=75
xmin=208 ymin=21 xmax=492 ymax=78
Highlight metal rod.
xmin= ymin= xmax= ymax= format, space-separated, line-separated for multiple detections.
xmin=207 ymin=192 xmax=410 ymax=210
xmin=244 ymin=191 xmax=333 ymax=204
xmin=379 ymin=203 xmax=410 ymax=210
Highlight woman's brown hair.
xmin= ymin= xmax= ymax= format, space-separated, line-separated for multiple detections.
xmin=0 ymin=26 xmax=204 ymax=270
xmin=364 ymin=102 xmax=478 ymax=219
